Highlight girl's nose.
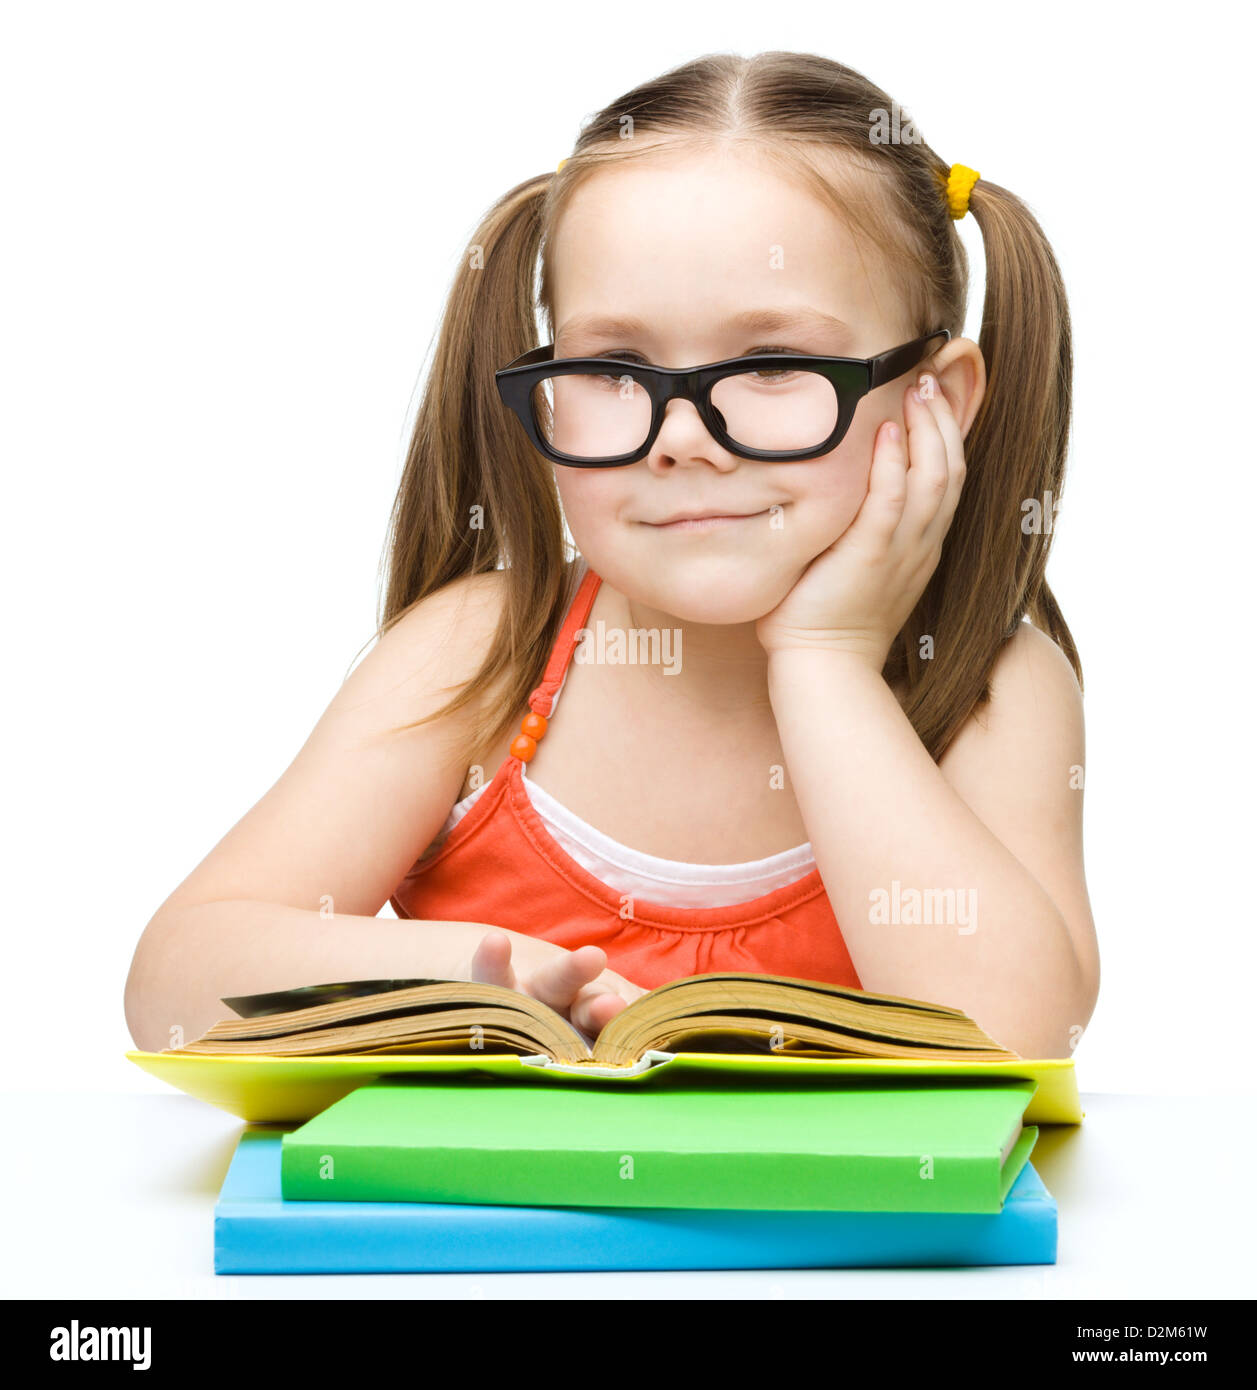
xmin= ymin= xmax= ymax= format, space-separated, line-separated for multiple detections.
xmin=649 ymin=398 xmax=737 ymax=470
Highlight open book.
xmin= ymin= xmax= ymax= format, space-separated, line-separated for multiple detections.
xmin=166 ymin=972 xmax=1018 ymax=1067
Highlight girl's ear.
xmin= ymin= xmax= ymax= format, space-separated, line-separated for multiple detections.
xmin=928 ymin=337 xmax=987 ymax=440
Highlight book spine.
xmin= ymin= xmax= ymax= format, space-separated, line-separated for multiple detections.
xmin=213 ymin=1199 xmax=1056 ymax=1273
xmin=279 ymin=1142 xmax=1000 ymax=1213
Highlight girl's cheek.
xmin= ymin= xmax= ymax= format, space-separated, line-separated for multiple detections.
xmin=555 ymin=471 xmax=618 ymax=534
xmin=784 ymin=441 xmax=874 ymax=545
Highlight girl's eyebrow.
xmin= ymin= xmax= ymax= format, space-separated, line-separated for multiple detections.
xmin=556 ymin=307 xmax=855 ymax=348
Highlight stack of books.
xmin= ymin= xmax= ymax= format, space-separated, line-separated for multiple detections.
xmin=126 ymin=973 xmax=1079 ymax=1274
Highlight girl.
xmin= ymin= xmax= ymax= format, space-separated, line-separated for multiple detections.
xmin=125 ymin=51 xmax=1098 ymax=1060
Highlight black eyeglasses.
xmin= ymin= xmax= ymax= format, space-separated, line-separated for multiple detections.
xmin=495 ymin=331 xmax=949 ymax=467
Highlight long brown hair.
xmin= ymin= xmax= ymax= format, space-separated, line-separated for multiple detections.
xmin=378 ymin=50 xmax=1080 ymax=763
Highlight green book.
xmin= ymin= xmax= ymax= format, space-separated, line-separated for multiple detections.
xmin=280 ymin=1077 xmax=1038 ymax=1213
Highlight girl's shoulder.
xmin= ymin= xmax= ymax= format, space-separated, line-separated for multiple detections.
xmin=366 ymin=560 xmax=582 ymax=738
xmin=381 ymin=559 xmax=583 ymax=652
xmin=392 ymin=564 xmax=512 ymax=660
xmin=375 ymin=569 xmax=507 ymax=659
xmin=329 ymin=569 xmax=515 ymax=747
xmin=938 ymin=619 xmax=1083 ymax=776
xmin=982 ymin=619 xmax=1083 ymax=726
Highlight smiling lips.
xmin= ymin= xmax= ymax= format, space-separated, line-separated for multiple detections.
xmin=643 ymin=508 xmax=771 ymax=530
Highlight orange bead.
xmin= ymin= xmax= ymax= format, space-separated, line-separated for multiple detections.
xmin=510 ymin=734 xmax=537 ymax=762
xmin=520 ymin=711 xmax=548 ymax=740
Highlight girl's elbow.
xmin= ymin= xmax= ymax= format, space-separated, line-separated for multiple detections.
xmin=1009 ymin=958 xmax=1099 ymax=1060
xmin=123 ymin=957 xmax=164 ymax=1053
xmin=123 ymin=916 xmax=180 ymax=1053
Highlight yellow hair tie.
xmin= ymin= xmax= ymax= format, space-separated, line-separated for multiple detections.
xmin=943 ymin=163 xmax=980 ymax=219
xmin=556 ymin=158 xmax=568 ymax=174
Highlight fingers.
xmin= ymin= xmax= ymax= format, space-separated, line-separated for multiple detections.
xmin=570 ymin=984 xmax=631 ymax=1041
xmin=906 ymin=369 xmax=967 ymax=542
xmin=901 ymin=375 xmax=952 ymax=536
xmin=469 ymin=930 xmax=517 ymax=991
xmin=856 ymin=417 xmax=911 ymax=546
xmin=916 ymin=369 xmax=967 ymax=464
xmin=472 ymin=933 xmax=646 ymax=1040
xmin=521 ymin=944 xmax=609 ymax=1016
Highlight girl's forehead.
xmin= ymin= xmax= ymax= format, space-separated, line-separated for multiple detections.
xmin=547 ymin=152 xmax=901 ymax=348
xmin=553 ymin=152 xmax=862 ymax=262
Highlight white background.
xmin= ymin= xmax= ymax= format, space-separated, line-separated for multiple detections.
xmin=3 ymin=0 xmax=1253 ymax=1101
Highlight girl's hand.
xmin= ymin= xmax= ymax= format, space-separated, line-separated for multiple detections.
xmin=755 ymin=373 xmax=966 ymax=672
xmin=470 ymin=929 xmax=649 ymax=1040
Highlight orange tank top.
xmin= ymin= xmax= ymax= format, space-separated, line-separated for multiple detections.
xmin=390 ymin=566 xmax=863 ymax=992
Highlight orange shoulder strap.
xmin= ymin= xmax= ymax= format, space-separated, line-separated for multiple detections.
xmin=526 ymin=565 xmax=601 ymax=718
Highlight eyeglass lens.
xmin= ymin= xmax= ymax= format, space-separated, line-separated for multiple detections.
xmin=533 ymin=365 xmax=841 ymax=461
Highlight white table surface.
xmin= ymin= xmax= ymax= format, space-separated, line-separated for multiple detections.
xmin=4 ymin=1090 xmax=1252 ymax=1300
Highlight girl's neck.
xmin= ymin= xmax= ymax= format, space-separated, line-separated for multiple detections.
xmin=604 ymin=582 xmax=772 ymax=715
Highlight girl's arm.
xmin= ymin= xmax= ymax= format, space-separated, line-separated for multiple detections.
xmin=768 ymin=624 xmax=1098 ymax=1059
xmin=124 ymin=572 xmax=639 ymax=1054
xmin=759 ymin=376 xmax=1098 ymax=1059
xmin=124 ymin=903 xmax=638 ymax=1054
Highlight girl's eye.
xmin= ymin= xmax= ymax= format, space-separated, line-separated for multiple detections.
xmin=591 ymin=355 xmax=645 ymax=388
xmin=594 ymin=366 xmax=639 ymax=388
xmin=586 ymin=358 xmax=642 ymax=391
xmin=583 ymin=346 xmax=809 ymax=384
xmin=746 ymin=346 xmax=804 ymax=382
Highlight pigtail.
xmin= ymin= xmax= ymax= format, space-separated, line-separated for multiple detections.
xmin=378 ymin=173 xmax=574 ymax=749
xmin=890 ymin=175 xmax=1082 ymax=760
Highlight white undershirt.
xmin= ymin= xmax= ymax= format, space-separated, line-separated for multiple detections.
xmin=431 ymin=763 xmax=814 ymax=909
xmin=429 ymin=657 xmax=816 ymax=909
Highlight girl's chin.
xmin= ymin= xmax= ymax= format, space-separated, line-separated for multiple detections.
xmin=601 ymin=551 xmax=805 ymax=626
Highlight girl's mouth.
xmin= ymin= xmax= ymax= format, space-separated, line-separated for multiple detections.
xmin=642 ymin=508 xmax=771 ymax=531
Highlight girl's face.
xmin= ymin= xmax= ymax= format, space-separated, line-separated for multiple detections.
xmin=547 ymin=146 xmax=924 ymax=624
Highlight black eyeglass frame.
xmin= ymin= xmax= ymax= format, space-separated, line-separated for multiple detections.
xmin=494 ymin=330 xmax=950 ymax=467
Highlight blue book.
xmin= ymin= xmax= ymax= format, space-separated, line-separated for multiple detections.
xmin=215 ymin=1129 xmax=1057 ymax=1273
